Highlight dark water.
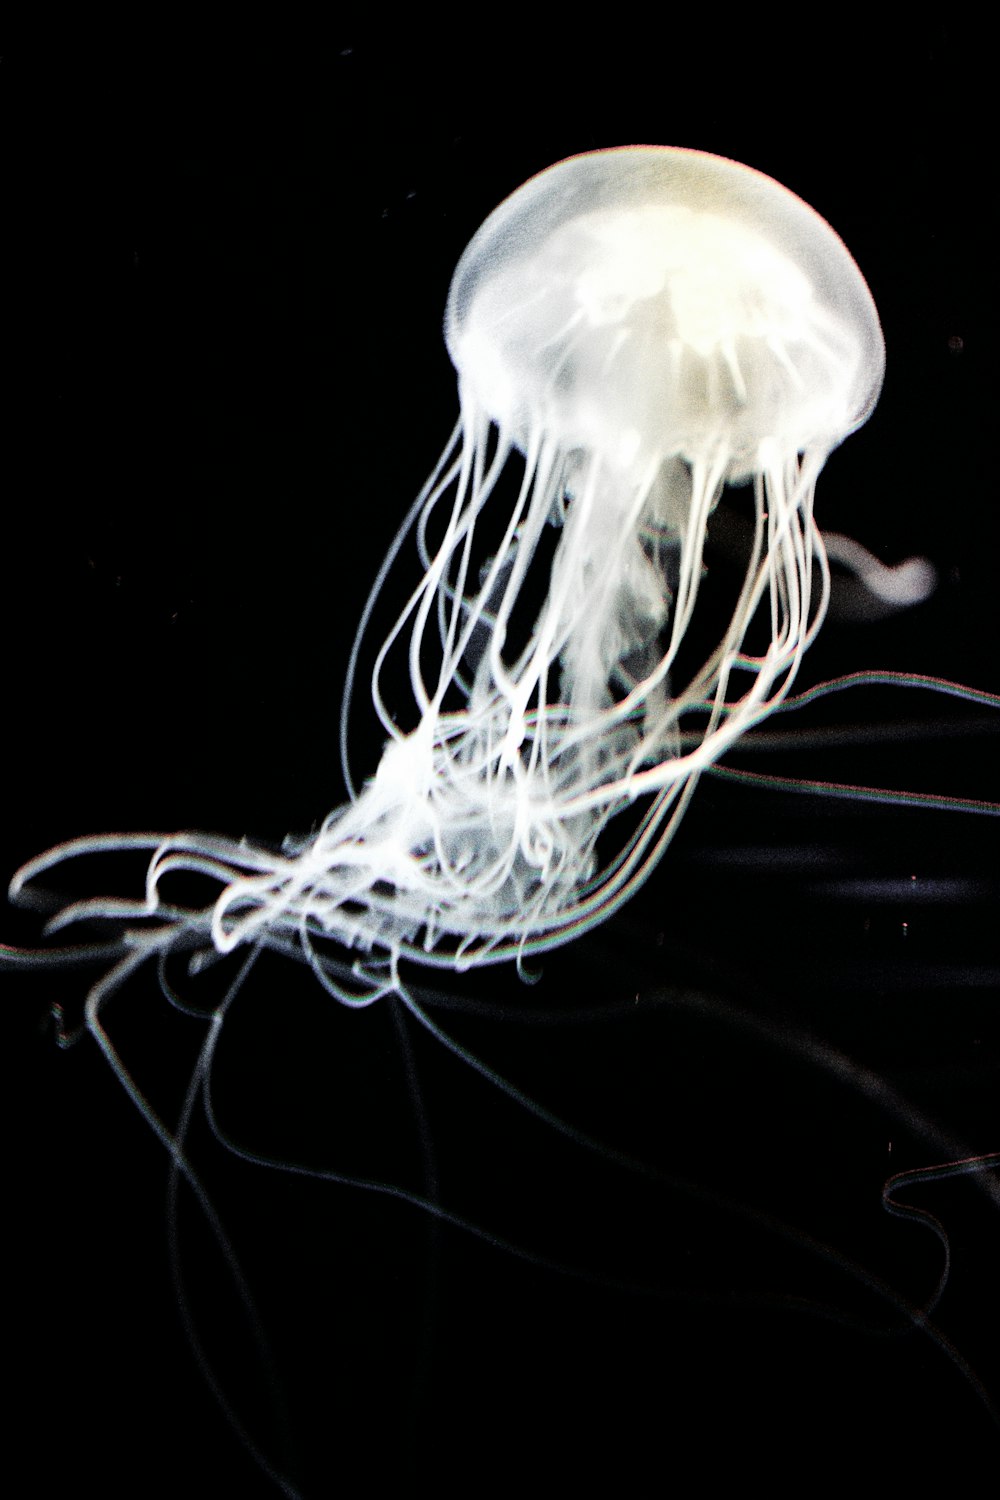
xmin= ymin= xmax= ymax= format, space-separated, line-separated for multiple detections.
xmin=5 ymin=36 xmax=997 ymax=1495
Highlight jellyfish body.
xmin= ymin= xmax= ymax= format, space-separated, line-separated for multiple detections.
xmin=10 ymin=150 xmax=1000 ymax=1497
xmin=16 ymin=147 xmax=886 ymax=987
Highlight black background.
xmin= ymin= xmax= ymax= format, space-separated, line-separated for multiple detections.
xmin=3 ymin=28 xmax=998 ymax=1495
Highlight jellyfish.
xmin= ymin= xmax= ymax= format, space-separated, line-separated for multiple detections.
xmin=11 ymin=147 xmax=902 ymax=989
xmin=8 ymin=145 xmax=999 ymax=1497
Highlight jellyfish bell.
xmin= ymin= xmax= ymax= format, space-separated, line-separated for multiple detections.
xmin=446 ymin=146 xmax=884 ymax=483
